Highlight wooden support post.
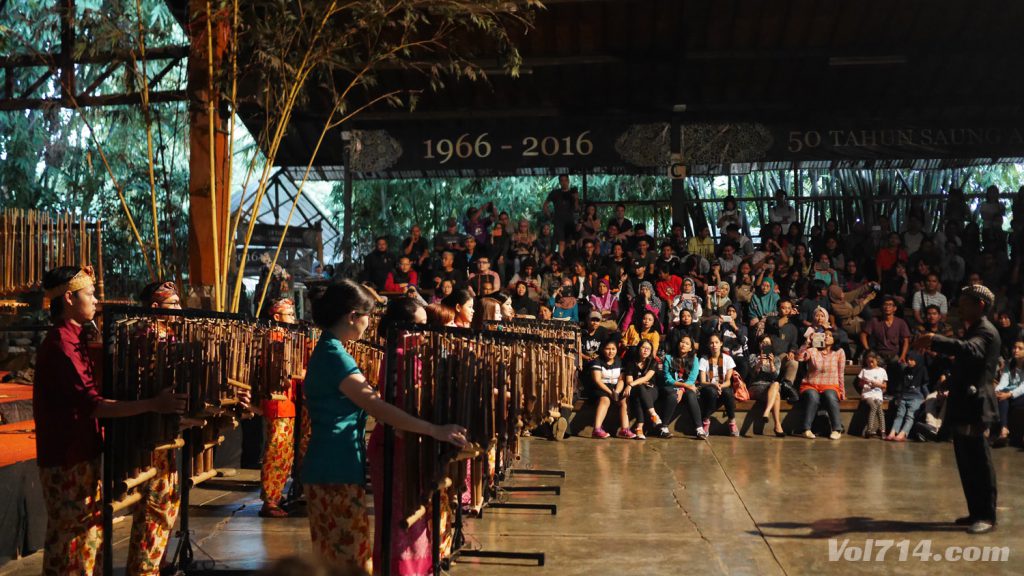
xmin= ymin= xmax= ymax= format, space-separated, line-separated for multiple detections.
xmin=187 ymin=2 xmax=230 ymax=308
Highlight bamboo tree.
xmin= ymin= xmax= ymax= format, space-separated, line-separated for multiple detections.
xmin=134 ymin=0 xmax=163 ymax=279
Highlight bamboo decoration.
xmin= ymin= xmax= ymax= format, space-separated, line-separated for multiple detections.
xmin=0 ymin=209 xmax=105 ymax=295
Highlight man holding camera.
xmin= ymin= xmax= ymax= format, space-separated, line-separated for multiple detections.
xmin=913 ymin=284 xmax=1000 ymax=535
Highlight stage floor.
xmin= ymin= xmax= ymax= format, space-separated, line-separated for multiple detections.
xmin=2 ymin=435 xmax=1021 ymax=575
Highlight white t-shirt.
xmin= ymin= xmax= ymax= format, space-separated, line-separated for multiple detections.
xmin=699 ymin=355 xmax=737 ymax=385
xmin=858 ymin=367 xmax=888 ymax=401
xmin=979 ymin=200 xmax=1005 ymax=230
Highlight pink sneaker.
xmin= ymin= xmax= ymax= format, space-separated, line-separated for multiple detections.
xmin=592 ymin=427 xmax=610 ymax=439
xmin=702 ymin=419 xmax=711 ymax=435
xmin=729 ymin=421 xmax=739 ymax=437
xmin=616 ymin=428 xmax=637 ymax=439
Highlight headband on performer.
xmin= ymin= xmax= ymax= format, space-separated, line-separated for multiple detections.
xmin=151 ymin=281 xmax=179 ymax=304
xmin=270 ymin=298 xmax=296 ymax=316
xmin=44 ymin=266 xmax=95 ymax=299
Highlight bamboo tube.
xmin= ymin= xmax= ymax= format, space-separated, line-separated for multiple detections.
xmin=153 ymin=438 xmax=185 ymax=452
xmin=134 ymin=0 xmax=162 ymax=279
xmin=205 ymin=0 xmax=223 ymax=309
xmin=188 ymin=469 xmax=218 ymax=489
xmin=108 ymin=492 xmax=144 ymax=514
xmin=121 ymin=466 xmax=158 ymax=492
xmin=96 ymin=219 xmax=105 ymax=301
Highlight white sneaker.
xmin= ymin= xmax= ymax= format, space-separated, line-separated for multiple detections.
xmin=696 ymin=428 xmax=709 ymax=440
xmin=829 ymin=431 xmax=842 ymax=440
xmin=801 ymin=430 xmax=816 ymax=439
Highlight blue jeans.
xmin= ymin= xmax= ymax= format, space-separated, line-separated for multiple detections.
xmin=997 ymin=395 xmax=1024 ymax=428
xmin=800 ymin=389 xmax=842 ymax=432
xmin=892 ymin=395 xmax=924 ymax=436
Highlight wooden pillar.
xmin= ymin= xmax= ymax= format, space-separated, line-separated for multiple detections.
xmin=342 ymin=163 xmax=354 ymax=263
xmin=187 ymin=2 xmax=230 ymax=305
xmin=669 ymin=120 xmax=690 ymax=233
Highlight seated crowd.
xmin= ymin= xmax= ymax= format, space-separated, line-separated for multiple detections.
xmin=360 ymin=176 xmax=1024 ymax=444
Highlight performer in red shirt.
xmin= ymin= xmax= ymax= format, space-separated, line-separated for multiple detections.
xmin=33 ymin=266 xmax=186 ymax=575
xmin=260 ymin=298 xmax=302 ymax=517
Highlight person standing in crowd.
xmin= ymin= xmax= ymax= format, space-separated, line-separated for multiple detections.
xmin=303 ymin=280 xmax=468 ymax=572
xmin=259 ymin=298 xmax=302 ymax=519
xmin=401 ymin=225 xmax=431 ymax=275
xmin=362 ymin=236 xmax=395 ymax=291
xmin=857 ymin=352 xmax=888 ymax=439
xmin=34 ymin=266 xmax=186 ymax=575
xmin=913 ymin=284 xmax=1001 ymax=535
xmin=768 ymin=190 xmax=797 ymax=231
xmin=542 ymin=174 xmax=579 ymax=255
xmin=608 ymin=203 xmax=634 ymax=243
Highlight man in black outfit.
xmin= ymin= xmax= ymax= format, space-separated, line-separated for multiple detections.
xmin=913 ymin=284 xmax=1000 ymax=535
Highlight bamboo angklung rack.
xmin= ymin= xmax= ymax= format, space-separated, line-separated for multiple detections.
xmin=379 ymin=322 xmax=575 ymax=576
xmin=99 ymin=305 xmax=316 ymax=575
xmin=0 ymin=209 xmax=106 ymax=299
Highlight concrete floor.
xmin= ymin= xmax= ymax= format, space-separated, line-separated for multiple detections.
xmin=3 ymin=436 xmax=1021 ymax=575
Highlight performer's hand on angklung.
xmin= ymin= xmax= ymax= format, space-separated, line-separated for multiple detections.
xmin=434 ymin=424 xmax=468 ymax=447
xmin=154 ymin=387 xmax=188 ymax=414
xmin=237 ymin=388 xmax=252 ymax=409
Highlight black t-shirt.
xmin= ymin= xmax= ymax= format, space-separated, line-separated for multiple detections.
xmin=582 ymin=327 xmax=613 ymax=359
xmin=402 ymin=237 xmax=429 ymax=259
xmin=546 ymin=189 xmax=577 ymax=222
xmin=768 ymin=320 xmax=799 ymax=356
xmin=625 ymin=358 xmax=658 ymax=384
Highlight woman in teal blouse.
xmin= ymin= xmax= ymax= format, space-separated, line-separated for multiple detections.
xmin=662 ymin=335 xmax=705 ymax=438
xmin=302 ymin=280 xmax=467 ymax=573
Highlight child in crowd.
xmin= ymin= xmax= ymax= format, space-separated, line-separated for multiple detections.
xmin=886 ymin=352 xmax=929 ymax=442
xmin=857 ymin=352 xmax=888 ymax=438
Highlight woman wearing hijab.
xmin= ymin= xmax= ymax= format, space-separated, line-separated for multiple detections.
xmin=828 ymin=282 xmax=876 ymax=337
xmin=550 ymin=279 xmax=580 ymax=322
xmin=621 ymin=281 xmax=662 ymax=331
xmin=748 ymin=276 xmax=780 ymax=327
xmin=589 ymin=278 xmax=619 ymax=328
xmin=510 ymin=281 xmax=539 ymax=317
